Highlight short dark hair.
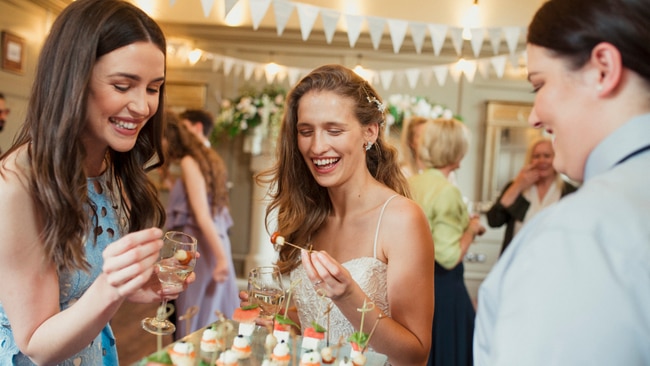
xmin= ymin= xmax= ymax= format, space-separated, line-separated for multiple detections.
xmin=0 ymin=93 xmax=5 ymax=100
xmin=180 ymin=109 xmax=214 ymax=137
xmin=528 ymin=0 xmax=650 ymax=84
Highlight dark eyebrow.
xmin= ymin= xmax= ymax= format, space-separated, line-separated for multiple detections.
xmin=110 ymin=73 xmax=165 ymax=84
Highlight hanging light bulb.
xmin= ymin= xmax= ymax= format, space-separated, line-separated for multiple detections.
xmin=462 ymin=0 xmax=480 ymax=41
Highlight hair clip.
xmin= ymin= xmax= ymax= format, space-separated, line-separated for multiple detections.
xmin=367 ymin=96 xmax=386 ymax=113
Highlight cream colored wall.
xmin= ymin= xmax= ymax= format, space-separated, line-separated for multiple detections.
xmin=0 ymin=0 xmax=51 ymax=152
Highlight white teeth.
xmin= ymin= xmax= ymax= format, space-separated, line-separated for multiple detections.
xmin=109 ymin=117 xmax=137 ymax=130
xmin=313 ymin=158 xmax=338 ymax=166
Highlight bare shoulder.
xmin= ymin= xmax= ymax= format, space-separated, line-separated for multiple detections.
xmin=376 ymin=194 xmax=432 ymax=261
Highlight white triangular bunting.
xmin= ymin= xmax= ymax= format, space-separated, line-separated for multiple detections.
xmin=265 ymin=67 xmax=276 ymax=84
xmin=243 ymin=62 xmax=256 ymax=80
xmin=345 ymin=14 xmax=364 ymax=48
xmin=448 ymin=27 xmax=464 ymax=56
xmin=478 ymin=58 xmax=491 ymax=79
xmin=169 ymin=0 xmax=176 ymax=6
xmin=273 ymin=0 xmax=295 ymax=36
xmin=250 ymin=0 xmax=272 ymax=30
xmin=379 ymin=70 xmax=394 ymax=90
xmin=409 ymin=22 xmax=426 ymax=54
xmin=427 ymin=24 xmax=448 ymax=56
xmin=275 ymin=69 xmax=287 ymax=83
xmin=366 ymin=16 xmax=386 ymax=50
xmin=405 ymin=68 xmax=420 ymax=89
xmin=200 ymin=0 xmax=215 ymax=17
xmin=387 ymin=18 xmax=408 ymax=53
xmin=288 ymin=68 xmax=301 ymax=86
xmin=470 ymin=28 xmax=485 ymax=57
xmin=463 ymin=60 xmax=477 ymax=82
xmin=295 ymin=3 xmax=319 ymax=41
xmin=224 ymin=0 xmax=238 ymax=18
xmin=320 ymin=9 xmax=340 ymax=44
xmin=503 ymin=26 xmax=521 ymax=55
xmin=488 ymin=27 xmax=502 ymax=55
xmin=433 ymin=65 xmax=448 ymax=86
xmin=223 ymin=57 xmax=235 ymax=76
xmin=491 ymin=55 xmax=507 ymax=79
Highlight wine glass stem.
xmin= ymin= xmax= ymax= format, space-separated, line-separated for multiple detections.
xmin=157 ymin=298 xmax=169 ymax=322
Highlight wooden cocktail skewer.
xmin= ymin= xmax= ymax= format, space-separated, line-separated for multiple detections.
xmin=178 ymin=305 xmax=199 ymax=338
xmin=271 ymin=232 xmax=313 ymax=252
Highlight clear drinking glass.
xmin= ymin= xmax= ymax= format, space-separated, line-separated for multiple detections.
xmin=247 ymin=265 xmax=285 ymax=320
xmin=142 ymin=231 xmax=198 ymax=335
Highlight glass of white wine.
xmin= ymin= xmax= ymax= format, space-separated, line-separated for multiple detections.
xmin=142 ymin=231 xmax=197 ymax=335
xmin=248 ymin=265 xmax=285 ymax=320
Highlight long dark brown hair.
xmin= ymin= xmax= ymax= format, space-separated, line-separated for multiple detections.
xmin=257 ymin=64 xmax=409 ymax=272
xmin=1 ymin=0 xmax=167 ymax=272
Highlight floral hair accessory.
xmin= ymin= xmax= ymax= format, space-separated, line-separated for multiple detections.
xmin=367 ymin=96 xmax=386 ymax=113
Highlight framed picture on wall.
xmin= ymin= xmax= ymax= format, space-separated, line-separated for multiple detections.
xmin=166 ymin=81 xmax=207 ymax=111
xmin=1 ymin=31 xmax=25 ymax=74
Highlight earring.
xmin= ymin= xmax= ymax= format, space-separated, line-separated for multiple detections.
xmin=365 ymin=141 xmax=373 ymax=151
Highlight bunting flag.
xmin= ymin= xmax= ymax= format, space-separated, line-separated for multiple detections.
xmin=470 ymin=28 xmax=485 ymax=57
xmin=345 ymin=14 xmax=364 ymax=48
xmin=200 ymin=0 xmax=215 ymax=17
xmin=224 ymin=0 xmax=238 ymax=18
xmin=488 ymin=28 xmax=502 ymax=55
xmin=273 ymin=0 xmax=294 ymax=36
xmin=448 ymin=27 xmax=464 ymax=56
xmin=168 ymin=42 xmax=523 ymax=89
xmin=428 ymin=24 xmax=448 ymax=56
xmin=295 ymin=3 xmax=319 ymax=41
xmin=320 ymin=9 xmax=340 ymax=44
xmin=387 ymin=18 xmax=409 ymax=54
xmin=250 ymin=0 xmax=272 ymax=30
xmin=504 ymin=26 xmax=522 ymax=55
xmin=409 ymin=22 xmax=427 ymax=54
xmin=366 ymin=16 xmax=386 ymax=50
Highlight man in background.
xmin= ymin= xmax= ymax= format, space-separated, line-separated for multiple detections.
xmin=0 ymin=93 xmax=10 ymax=155
xmin=180 ymin=109 xmax=214 ymax=147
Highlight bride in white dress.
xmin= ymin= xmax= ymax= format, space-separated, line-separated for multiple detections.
xmin=253 ymin=64 xmax=434 ymax=366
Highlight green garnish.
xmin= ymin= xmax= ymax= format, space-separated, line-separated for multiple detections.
xmin=241 ymin=303 xmax=259 ymax=310
xmin=311 ymin=321 xmax=327 ymax=333
xmin=275 ymin=313 xmax=299 ymax=327
xmin=347 ymin=331 xmax=369 ymax=348
xmin=145 ymin=350 xmax=172 ymax=364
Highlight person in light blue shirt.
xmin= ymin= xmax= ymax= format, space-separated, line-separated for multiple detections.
xmin=474 ymin=0 xmax=650 ymax=364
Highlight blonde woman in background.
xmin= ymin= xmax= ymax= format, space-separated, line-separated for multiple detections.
xmin=486 ymin=136 xmax=577 ymax=254
xmin=409 ymin=118 xmax=485 ymax=366
xmin=399 ymin=116 xmax=428 ymax=178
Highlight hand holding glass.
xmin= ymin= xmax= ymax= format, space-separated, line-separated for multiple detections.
xmin=142 ymin=231 xmax=197 ymax=335
xmin=248 ymin=265 xmax=285 ymax=320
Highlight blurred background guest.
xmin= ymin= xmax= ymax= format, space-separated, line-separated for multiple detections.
xmin=409 ymin=117 xmax=485 ymax=366
xmin=163 ymin=112 xmax=238 ymax=339
xmin=399 ymin=116 xmax=428 ymax=178
xmin=486 ymin=136 xmax=577 ymax=254
xmin=180 ymin=109 xmax=213 ymax=147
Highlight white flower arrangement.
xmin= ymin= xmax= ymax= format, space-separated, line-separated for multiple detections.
xmin=212 ymin=86 xmax=285 ymax=140
xmin=385 ymin=94 xmax=460 ymax=129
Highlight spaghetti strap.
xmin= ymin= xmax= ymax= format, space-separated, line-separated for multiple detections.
xmin=373 ymin=194 xmax=399 ymax=259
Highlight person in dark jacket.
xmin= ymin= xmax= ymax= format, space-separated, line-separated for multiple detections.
xmin=486 ymin=136 xmax=577 ymax=254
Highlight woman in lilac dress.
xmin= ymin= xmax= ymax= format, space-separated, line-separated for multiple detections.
xmin=163 ymin=113 xmax=239 ymax=339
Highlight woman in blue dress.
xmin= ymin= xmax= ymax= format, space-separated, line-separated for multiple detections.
xmin=0 ymin=0 xmax=191 ymax=364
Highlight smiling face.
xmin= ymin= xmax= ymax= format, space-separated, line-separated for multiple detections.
xmin=296 ymin=90 xmax=374 ymax=189
xmin=84 ymin=41 xmax=165 ymax=161
xmin=527 ymin=44 xmax=601 ymax=182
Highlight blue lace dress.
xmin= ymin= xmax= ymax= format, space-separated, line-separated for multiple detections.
xmin=0 ymin=173 xmax=124 ymax=365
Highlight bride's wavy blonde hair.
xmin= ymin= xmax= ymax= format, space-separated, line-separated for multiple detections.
xmin=256 ymin=64 xmax=409 ymax=273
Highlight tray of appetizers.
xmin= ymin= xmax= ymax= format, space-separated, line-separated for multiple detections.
xmin=137 ymin=317 xmax=388 ymax=366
